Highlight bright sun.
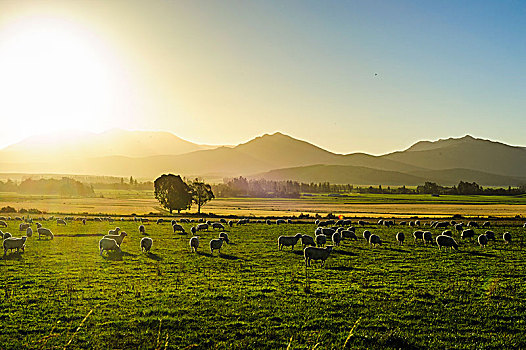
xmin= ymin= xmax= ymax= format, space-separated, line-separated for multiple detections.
xmin=0 ymin=16 xmax=120 ymax=136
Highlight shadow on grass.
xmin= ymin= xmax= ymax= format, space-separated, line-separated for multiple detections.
xmin=219 ymin=254 xmax=240 ymax=260
xmin=198 ymin=252 xmax=214 ymax=257
xmin=462 ymin=250 xmax=497 ymax=258
xmin=386 ymin=247 xmax=411 ymax=253
xmin=333 ymin=249 xmax=357 ymax=256
xmin=121 ymin=251 xmax=138 ymax=258
xmin=2 ymin=252 xmax=24 ymax=261
xmin=102 ymin=252 xmax=123 ymax=261
xmin=328 ymin=265 xmax=354 ymax=271
xmin=146 ymin=252 xmax=162 ymax=261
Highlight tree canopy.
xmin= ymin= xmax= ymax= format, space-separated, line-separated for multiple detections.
xmin=191 ymin=178 xmax=215 ymax=214
xmin=154 ymin=174 xmax=193 ymax=214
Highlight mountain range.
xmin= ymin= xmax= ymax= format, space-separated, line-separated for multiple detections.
xmin=1 ymin=130 xmax=526 ymax=186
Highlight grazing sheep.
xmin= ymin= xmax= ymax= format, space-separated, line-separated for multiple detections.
xmin=156 ymin=218 xmax=164 ymax=224
xmin=139 ymin=225 xmax=146 ymax=234
xmin=190 ymin=226 xmax=197 ymax=235
xmin=332 ymin=232 xmax=342 ymax=247
xmin=37 ymin=228 xmax=54 ymax=240
xmin=140 ymin=237 xmax=153 ymax=252
xmin=103 ymin=231 xmax=127 ymax=246
xmin=484 ymin=230 xmax=496 ymax=241
xmin=276 ymin=219 xmax=286 ymax=225
xmin=442 ymin=230 xmax=453 ymax=237
xmin=141 ymin=218 xmax=149 ymax=223
xmin=2 ymin=232 xmax=12 ymax=239
xmin=423 ymin=231 xmax=433 ymax=244
xmin=396 ymin=232 xmax=405 ymax=245
xmin=363 ymin=230 xmax=372 ymax=242
xmin=413 ymin=230 xmax=424 ymax=243
xmin=0 ymin=220 xmax=7 ymax=228
xmin=467 ymin=221 xmax=479 ymax=228
xmin=399 ymin=221 xmax=407 ymax=226
xmin=189 ymin=236 xmax=199 ymax=252
xmin=377 ymin=219 xmax=384 ymax=225
xmin=503 ymin=232 xmax=512 ymax=244
xmin=212 ymin=223 xmax=225 ymax=230
xmin=415 ymin=220 xmax=421 ymax=226
xmin=320 ymin=228 xmax=335 ymax=236
xmin=210 ymin=238 xmax=225 ymax=255
xmin=219 ymin=232 xmax=229 ymax=244
xmin=315 ymin=234 xmax=327 ymax=247
xmin=482 ymin=221 xmax=490 ymax=228
xmin=108 ymin=227 xmax=121 ymax=235
xmin=180 ymin=218 xmax=190 ymax=223
xmin=19 ymin=223 xmax=30 ymax=231
xmin=171 ymin=220 xmax=177 ymax=226
xmin=301 ymin=235 xmax=316 ymax=248
xmin=478 ymin=234 xmax=488 ymax=248
xmin=266 ymin=219 xmax=272 ymax=225
xmin=206 ymin=220 xmax=212 ymax=226
xmin=220 ymin=218 xmax=227 ymax=224
xmin=436 ymin=235 xmax=459 ymax=251
xmin=434 ymin=221 xmax=449 ymax=229
xmin=3 ymin=236 xmax=27 ymax=255
xmin=287 ymin=219 xmax=293 ymax=224
xmin=26 ymin=227 xmax=33 ymax=237
xmin=383 ymin=220 xmax=394 ymax=227
xmin=228 ymin=220 xmax=234 ymax=227
xmin=196 ymin=223 xmax=209 ymax=231
xmin=341 ymin=230 xmax=358 ymax=241
xmin=358 ymin=220 xmax=368 ymax=226
xmin=369 ymin=234 xmax=382 ymax=247
xmin=82 ymin=219 xmax=86 ymax=225
xmin=454 ymin=223 xmax=464 ymax=232
xmin=278 ymin=233 xmax=303 ymax=251
xmin=57 ymin=219 xmax=67 ymax=225
xmin=99 ymin=238 xmax=121 ymax=256
xmin=172 ymin=224 xmax=186 ymax=234
xmin=409 ymin=221 xmax=415 ymax=227
xmin=461 ymin=229 xmax=475 ymax=240
xmin=304 ymin=246 xmax=333 ymax=267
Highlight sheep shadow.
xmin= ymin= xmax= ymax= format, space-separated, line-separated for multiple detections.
xmin=290 ymin=250 xmax=304 ymax=256
xmin=328 ymin=265 xmax=354 ymax=271
xmin=462 ymin=250 xmax=497 ymax=258
xmin=219 ymin=253 xmax=240 ymax=260
xmin=2 ymin=252 xmax=24 ymax=261
xmin=121 ymin=251 xmax=138 ymax=257
xmin=333 ymin=250 xmax=357 ymax=256
xmin=197 ymin=252 xmax=214 ymax=257
xmin=146 ymin=252 xmax=162 ymax=261
xmin=386 ymin=247 xmax=411 ymax=253
xmin=102 ymin=252 xmax=123 ymax=261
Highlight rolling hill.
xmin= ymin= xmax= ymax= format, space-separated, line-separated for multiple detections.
xmin=1 ymin=130 xmax=526 ymax=186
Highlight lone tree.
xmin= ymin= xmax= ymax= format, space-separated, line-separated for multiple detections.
xmin=154 ymin=174 xmax=193 ymax=214
xmin=191 ymin=178 xmax=215 ymax=214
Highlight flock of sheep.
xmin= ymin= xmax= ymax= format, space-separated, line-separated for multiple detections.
xmin=0 ymin=215 xmax=521 ymax=268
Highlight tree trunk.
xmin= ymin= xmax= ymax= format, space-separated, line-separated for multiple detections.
xmin=197 ymin=202 xmax=201 ymax=214
xmin=170 ymin=208 xmax=172 ymax=214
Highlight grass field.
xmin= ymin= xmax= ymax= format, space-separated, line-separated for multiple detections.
xmin=3 ymin=191 xmax=526 ymax=218
xmin=1 ymin=217 xmax=525 ymax=349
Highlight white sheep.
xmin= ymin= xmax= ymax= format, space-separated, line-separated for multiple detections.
xmin=315 ymin=234 xmax=327 ymax=247
xmin=156 ymin=218 xmax=164 ymax=224
xmin=276 ymin=219 xmax=286 ymax=225
xmin=301 ymin=235 xmax=316 ymax=248
xmin=36 ymin=222 xmax=42 ymax=229
xmin=413 ymin=230 xmax=424 ymax=243
xmin=436 ymin=235 xmax=458 ymax=251
xmin=19 ymin=223 xmax=30 ymax=231
xmin=3 ymin=236 xmax=27 ymax=255
xmin=210 ymin=238 xmax=225 ymax=255
xmin=503 ymin=232 xmax=512 ymax=244
xmin=219 ymin=232 xmax=229 ymax=244
xmin=278 ymin=233 xmax=303 ymax=251
xmin=304 ymin=246 xmax=333 ymax=267
xmin=56 ymin=219 xmax=67 ymax=225
xmin=26 ymin=227 xmax=33 ymax=237
xmin=140 ymin=237 xmax=153 ymax=252
xmin=461 ymin=229 xmax=475 ymax=240
xmin=212 ymin=223 xmax=225 ymax=230
xmin=341 ymin=230 xmax=358 ymax=241
xmin=139 ymin=225 xmax=146 ymax=234
xmin=0 ymin=220 xmax=7 ymax=228
xmin=108 ymin=227 xmax=121 ymax=235
xmin=103 ymin=231 xmax=127 ymax=246
xmin=478 ymin=234 xmax=488 ymax=248
xmin=423 ymin=231 xmax=433 ymax=244
xmin=196 ymin=223 xmax=209 ymax=231
xmin=332 ymin=232 xmax=341 ymax=247
xmin=99 ymin=237 xmax=121 ymax=256
xmin=484 ymin=230 xmax=495 ymax=241
xmin=363 ymin=230 xmax=371 ymax=242
xmin=396 ymin=232 xmax=405 ymax=245
xmin=37 ymin=228 xmax=54 ymax=240
xmin=190 ymin=236 xmax=199 ymax=252
xmin=369 ymin=234 xmax=382 ymax=247
xmin=172 ymin=224 xmax=186 ymax=234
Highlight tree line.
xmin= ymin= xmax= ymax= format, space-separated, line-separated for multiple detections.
xmin=0 ymin=177 xmax=95 ymax=196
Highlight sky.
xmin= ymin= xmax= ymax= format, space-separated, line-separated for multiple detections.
xmin=0 ymin=0 xmax=525 ymax=155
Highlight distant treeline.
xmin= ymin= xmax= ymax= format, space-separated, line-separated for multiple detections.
xmin=212 ymin=177 xmax=526 ymax=197
xmin=213 ymin=177 xmax=353 ymax=198
xmin=91 ymin=176 xmax=153 ymax=190
xmin=0 ymin=177 xmax=95 ymax=196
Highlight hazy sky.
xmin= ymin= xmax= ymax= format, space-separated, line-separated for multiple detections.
xmin=1 ymin=0 xmax=525 ymax=154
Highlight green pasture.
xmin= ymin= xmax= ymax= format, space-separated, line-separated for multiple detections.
xmin=1 ymin=217 xmax=525 ymax=349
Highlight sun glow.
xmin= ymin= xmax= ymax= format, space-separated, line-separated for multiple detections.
xmin=0 ymin=15 xmax=124 ymax=139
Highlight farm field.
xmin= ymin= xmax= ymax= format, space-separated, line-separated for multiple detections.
xmin=1 ymin=217 xmax=525 ymax=349
xmin=2 ymin=191 xmax=526 ymax=217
